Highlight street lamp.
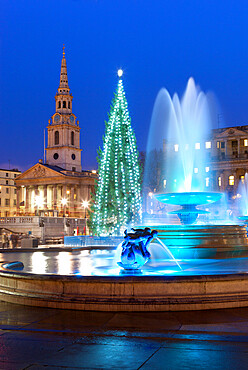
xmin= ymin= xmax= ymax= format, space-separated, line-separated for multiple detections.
xmin=61 ymin=197 xmax=67 ymax=217
xmin=34 ymin=194 xmax=44 ymax=215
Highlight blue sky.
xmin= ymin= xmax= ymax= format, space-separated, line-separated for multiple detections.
xmin=1 ymin=0 xmax=248 ymax=171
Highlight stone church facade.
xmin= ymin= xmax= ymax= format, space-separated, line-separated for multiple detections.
xmin=15 ymin=47 xmax=97 ymax=218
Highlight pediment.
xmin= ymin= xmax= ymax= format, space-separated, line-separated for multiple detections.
xmin=215 ymin=127 xmax=248 ymax=139
xmin=16 ymin=163 xmax=65 ymax=181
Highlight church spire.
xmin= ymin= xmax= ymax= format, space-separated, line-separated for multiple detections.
xmin=59 ymin=45 xmax=69 ymax=91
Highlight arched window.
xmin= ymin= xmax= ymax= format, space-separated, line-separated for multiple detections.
xmin=68 ymin=101 xmax=70 ymax=109
xmin=63 ymin=101 xmax=66 ymax=108
xmin=55 ymin=131 xmax=59 ymax=145
xmin=71 ymin=131 xmax=74 ymax=146
xmin=58 ymin=101 xmax=61 ymax=109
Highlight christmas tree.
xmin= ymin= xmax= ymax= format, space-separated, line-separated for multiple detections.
xmin=90 ymin=70 xmax=142 ymax=235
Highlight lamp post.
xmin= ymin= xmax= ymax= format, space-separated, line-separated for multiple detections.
xmin=81 ymin=200 xmax=89 ymax=235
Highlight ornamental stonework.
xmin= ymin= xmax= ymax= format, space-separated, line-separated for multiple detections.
xmin=33 ymin=166 xmax=46 ymax=178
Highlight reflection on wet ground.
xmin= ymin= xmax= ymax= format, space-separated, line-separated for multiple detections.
xmin=1 ymin=300 xmax=248 ymax=368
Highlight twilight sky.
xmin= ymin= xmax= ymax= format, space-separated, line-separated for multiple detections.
xmin=1 ymin=0 xmax=248 ymax=171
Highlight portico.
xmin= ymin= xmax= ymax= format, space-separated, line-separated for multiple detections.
xmin=15 ymin=163 xmax=96 ymax=217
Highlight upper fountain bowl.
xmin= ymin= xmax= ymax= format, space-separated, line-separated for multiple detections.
xmin=154 ymin=192 xmax=223 ymax=206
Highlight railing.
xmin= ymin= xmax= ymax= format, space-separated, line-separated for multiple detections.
xmin=211 ymin=154 xmax=248 ymax=161
xmin=0 ymin=216 xmax=85 ymax=225
xmin=64 ymin=236 xmax=123 ymax=247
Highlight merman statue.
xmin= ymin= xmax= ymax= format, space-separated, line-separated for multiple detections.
xmin=118 ymin=227 xmax=158 ymax=270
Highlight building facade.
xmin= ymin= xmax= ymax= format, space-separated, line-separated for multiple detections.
xmin=0 ymin=168 xmax=21 ymax=217
xmin=211 ymin=125 xmax=248 ymax=197
xmin=143 ymin=125 xmax=248 ymax=215
xmin=15 ymin=48 xmax=97 ymax=218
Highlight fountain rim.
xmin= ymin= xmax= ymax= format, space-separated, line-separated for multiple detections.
xmin=2 ymin=264 xmax=248 ymax=312
xmin=154 ymin=191 xmax=223 ymax=206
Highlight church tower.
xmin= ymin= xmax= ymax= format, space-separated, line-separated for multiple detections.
xmin=46 ymin=46 xmax=82 ymax=172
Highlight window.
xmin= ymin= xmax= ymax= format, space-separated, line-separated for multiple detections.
xmin=194 ymin=168 xmax=198 ymax=173
xmin=217 ymin=141 xmax=220 ymax=148
xmin=206 ymin=177 xmax=210 ymax=187
xmin=244 ymin=139 xmax=248 ymax=147
xmin=163 ymin=179 xmax=167 ymax=188
xmin=221 ymin=142 xmax=225 ymax=149
xmin=13 ymin=199 xmax=16 ymax=206
xmin=68 ymin=101 xmax=70 ymax=109
xmin=58 ymin=101 xmax=61 ymax=109
xmin=6 ymin=188 xmax=9 ymax=194
xmin=5 ymin=199 xmax=9 ymax=206
xmin=72 ymin=167 xmax=76 ymax=172
xmin=14 ymin=188 xmax=16 ymax=194
xmin=63 ymin=101 xmax=66 ymax=108
xmin=0 ymin=199 xmax=1 ymax=206
xmin=6 ymin=180 xmax=8 ymax=185
xmin=14 ymin=174 xmax=17 ymax=178
xmin=6 ymin=173 xmax=8 ymax=177
xmin=55 ymin=131 xmax=59 ymax=145
xmin=205 ymin=167 xmax=210 ymax=173
xmin=229 ymin=175 xmax=235 ymax=186
xmin=174 ymin=144 xmax=179 ymax=152
xmin=71 ymin=131 xmax=74 ymax=146
xmin=205 ymin=141 xmax=211 ymax=149
xmin=195 ymin=143 xmax=200 ymax=150
xmin=53 ymin=153 xmax=59 ymax=160
xmin=240 ymin=175 xmax=245 ymax=184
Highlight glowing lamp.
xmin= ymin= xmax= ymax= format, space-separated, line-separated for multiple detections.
xmin=61 ymin=198 xmax=67 ymax=206
xmin=82 ymin=200 xmax=89 ymax=208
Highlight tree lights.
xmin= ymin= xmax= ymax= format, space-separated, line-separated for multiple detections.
xmin=90 ymin=71 xmax=142 ymax=235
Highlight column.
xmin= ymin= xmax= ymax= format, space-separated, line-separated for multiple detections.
xmin=43 ymin=185 xmax=47 ymax=209
xmin=225 ymin=140 xmax=228 ymax=157
xmin=53 ymin=186 xmax=57 ymax=209
xmin=25 ymin=187 xmax=29 ymax=215
xmin=70 ymin=186 xmax=75 ymax=217
xmin=62 ymin=185 xmax=67 ymax=216
xmin=16 ymin=186 xmax=21 ymax=215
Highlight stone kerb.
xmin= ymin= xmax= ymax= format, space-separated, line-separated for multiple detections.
xmin=1 ymin=269 xmax=248 ymax=311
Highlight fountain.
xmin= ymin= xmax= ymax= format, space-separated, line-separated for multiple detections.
xmin=1 ymin=78 xmax=248 ymax=311
xmin=143 ymin=78 xmax=248 ymax=259
xmin=238 ymin=173 xmax=248 ymax=222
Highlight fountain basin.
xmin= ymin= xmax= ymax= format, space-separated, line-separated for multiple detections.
xmin=1 ymin=265 xmax=248 ymax=311
xmin=154 ymin=192 xmax=223 ymax=206
xmin=154 ymin=192 xmax=223 ymax=224
xmin=149 ymin=224 xmax=248 ymax=259
xmin=0 ymin=248 xmax=248 ymax=311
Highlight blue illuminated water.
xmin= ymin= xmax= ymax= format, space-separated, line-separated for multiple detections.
xmin=144 ymin=78 xmax=216 ymax=194
xmin=1 ymin=249 xmax=248 ymax=276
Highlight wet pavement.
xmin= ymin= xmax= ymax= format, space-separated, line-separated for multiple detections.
xmin=0 ymin=302 xmax=248 ymax=369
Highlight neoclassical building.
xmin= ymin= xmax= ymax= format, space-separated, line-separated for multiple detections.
xmin=15 ymin=48 xmax=97 ymax=217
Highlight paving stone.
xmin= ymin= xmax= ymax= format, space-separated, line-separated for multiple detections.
xmin=39 ymin=342 xmax=161 ymax=369
xmin=103 ymin=312 xmax=181 ymax=331
xmin=24 ymin=310 xmax=115 ymax=333
xmin=0 ymin=301 xmax=248 ymax=368
xmin=140 ymin=341 xmax=248 ymax=369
